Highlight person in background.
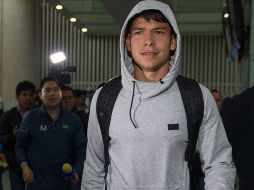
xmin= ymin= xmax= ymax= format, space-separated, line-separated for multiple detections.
xmin=34 ymin=88 xmax=42 ymax=107
xmin=221 ymin=86 xmax=254 ymax=190
xmin=61 ymin=85 xmax=88 ymax=190
xmin=0 ymin=143 xmax=5 ymax=190
xmin=0 ymin=109 xmax=4 ymax=190
xmin=81 ymin=1 xmax=235 ymax=189
xmin=61 ymin=85 xmax=89 ymax=138
xmin=0 ymin=80 xmax=36 ymax=190
xmin=15 ymin=77 xmax=86 ymax=190
xmin=61 ymin=86 xmax=76 ymax=112
xmin=73 ymin=89 xmax=86 ymax=112
xmin=210 ymin=89 xmax=223 ymax=112
xmin=71 ymin=87 xmax=89 ymax=138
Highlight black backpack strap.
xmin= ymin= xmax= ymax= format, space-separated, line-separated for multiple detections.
xmin=176 ymin=75 xmax=204 ymax=189
xmin=96 ymin=76 xmax=122 ymax=189
xmin=96 ymin=75 xmax=203 ymax=189
xmin=177 ymin=75 xmax=204 ymax=161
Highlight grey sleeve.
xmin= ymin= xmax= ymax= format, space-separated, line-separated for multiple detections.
xmin=198 ymin=86 xmax=236 ymax=190
xmin=81 ymin=90 xmax=106 ymax=190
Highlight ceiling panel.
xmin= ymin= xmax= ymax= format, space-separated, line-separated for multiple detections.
xmin=175 ymin=0 xmax=224 ymax=12
xmin=75 ymin=13 xmax=115 ymax=24
xmin=50 ymin=0 xmax=225 ymax=36
xmin=61 ymin=0 xmax=106 ymax=12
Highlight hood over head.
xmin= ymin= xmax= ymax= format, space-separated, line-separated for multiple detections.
xmin=120 ymin=0 xmax=181 ymax=98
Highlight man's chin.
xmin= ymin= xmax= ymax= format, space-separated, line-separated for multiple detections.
xmin=46 ymin=103 xmax=60 ymax=109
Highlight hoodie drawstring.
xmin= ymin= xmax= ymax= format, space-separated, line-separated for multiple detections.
xmin=129 ymin=81 xmax=137 ymax=128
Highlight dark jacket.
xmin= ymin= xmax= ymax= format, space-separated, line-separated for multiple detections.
xmin=73 ymin=109 xmax=89 ymax=138
xmin=0 ymin=109 xmax=3 ymax=118
xmin=15 ymin=105 xmax=86 ymax=190
xmin=0 ymin=107 xmax=22 ymax=167
xmin=221 ymin=87 xmax=254 ymax=189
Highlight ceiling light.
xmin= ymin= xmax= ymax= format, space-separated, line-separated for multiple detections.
xmin=224 ymin=13 xmax=229 ymax=18
xmin=56 ymin=5 xmax=63 ymax=10
xmin=81 ymin=28 xmax=88 ymax=33
xmin=50 ymin=52 xmax=66 ymax=64
xmin=70 ymin=17 xmax=77 ymax=22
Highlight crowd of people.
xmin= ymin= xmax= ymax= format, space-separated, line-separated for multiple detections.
xmin=0 ymin=0 xmax=253 ymax=190
xmin=0 ymin=78 xmax=89 ymax=190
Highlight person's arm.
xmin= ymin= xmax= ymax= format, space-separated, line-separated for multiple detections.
xmin=0 ymin=144 xmax=7 ymax=169
xmin=198 ymin=86 xmax=236 ymax=190
xmin=0 ymin=114 xmax=8 ymax=166
xmin=72 ymin=117 xmax=86 ymax=181
xmin=0 ymin=111 xmax=15 ymax=150
xmin=15 ymin=114 xmax=34 ymax=183
xmin=81 ymin=89 xmax=106 ymax=189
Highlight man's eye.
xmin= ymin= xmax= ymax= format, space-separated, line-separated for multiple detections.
xmin=133 ymin=31 xmax=143 ymax=35
xmin=155 ymin=30 xmax=164 ymax=34
xmin=53 ymin=87 xmax=59 ymax=92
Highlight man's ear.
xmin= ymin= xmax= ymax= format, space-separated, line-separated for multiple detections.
xmin=170 ymin=36 xmax=177 ymax=51
xmin=125 ymin=35 xmax=131 ymax=51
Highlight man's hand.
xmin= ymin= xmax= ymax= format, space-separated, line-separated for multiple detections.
xmin=21 ymin=163 xmax=34 ymax=183
xmin=0 ymin=153 xmax=6 ymax=161
xmin=0 ymin=153 xmax=8 ymax=169
xmin=71 ymin=172 xmax=80 ymax=183
xmin=12 ymin=126 xmax=19 ymax=137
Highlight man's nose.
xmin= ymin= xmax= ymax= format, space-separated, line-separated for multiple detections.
xmin=26 ymin=95 xmax=33 ymax=99
xmin=49 ymin=90 xmax=54 ymax=95
xmin=144 ymin=32 xmax=154 ymax=46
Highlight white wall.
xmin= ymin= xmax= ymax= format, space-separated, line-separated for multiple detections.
xmin=0 ymin=0 xmax=39 ymax=110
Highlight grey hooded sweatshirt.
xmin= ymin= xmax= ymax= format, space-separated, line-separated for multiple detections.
xmin=82 ymin=0 xmax=236 ymax=189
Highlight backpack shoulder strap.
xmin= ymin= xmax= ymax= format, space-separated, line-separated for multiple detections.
xmin=96 ymin=76 xmax=122 ymax=187
xmin=176 ymin=75 xmax=204 ymax=162
xmin=96 ymin=75 xmax=203 ymax=189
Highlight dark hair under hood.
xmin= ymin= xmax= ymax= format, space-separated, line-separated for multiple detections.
xmin=120 ymin=0 xmax=181 ymax=99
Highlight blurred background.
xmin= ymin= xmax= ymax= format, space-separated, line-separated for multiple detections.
xmin=0 ymin=0 xmax=253 ymax=110
xmin=0 ymin=0 xmax=253 ymax=189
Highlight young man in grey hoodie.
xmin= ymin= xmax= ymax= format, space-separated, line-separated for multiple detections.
xmin=81 ymin=0 xmax=236 ymax=189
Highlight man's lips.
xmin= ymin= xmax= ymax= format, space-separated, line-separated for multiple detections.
xmin=140 ymin=52 xmax=158 ymax=56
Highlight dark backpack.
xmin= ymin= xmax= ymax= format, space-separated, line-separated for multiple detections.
xmin=96 ymin=75 xmax=204 ymax=190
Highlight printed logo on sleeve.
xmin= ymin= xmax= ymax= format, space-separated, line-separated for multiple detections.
xmin=40 ymin=125 xmax=48 ymax=131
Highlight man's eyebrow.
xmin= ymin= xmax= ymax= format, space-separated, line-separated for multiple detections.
xmin=131 ymin=26 xmax=169 ymax=31
xmin=153 ymin=26 xmax=169 ymax=30
xmin=44 ymin=86 xmax=59 ymax=90
xmin=131 ymin=26 xmax=145 ymax=31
